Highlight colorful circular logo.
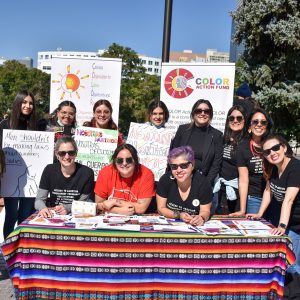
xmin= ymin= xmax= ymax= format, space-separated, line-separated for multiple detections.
xmin=164 ymin=68 xmax=194 ymax=98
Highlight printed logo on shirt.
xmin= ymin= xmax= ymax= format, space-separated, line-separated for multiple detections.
xmin=192 ymin=199 xmax=200 ymax=207
xmin=250 ymin=157 xmax=263 ymax=174
xmin=270 ymin=182 xmax=286 ymax=202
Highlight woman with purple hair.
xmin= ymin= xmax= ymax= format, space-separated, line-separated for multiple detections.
xmin=156 ymin=146 xmax=212 ymax=225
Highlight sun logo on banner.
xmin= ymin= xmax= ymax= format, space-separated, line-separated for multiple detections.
xmin=52 ymin=65 xmax=89 ymax=100
xmin=164 ymin=68 xmax=194 ymax=99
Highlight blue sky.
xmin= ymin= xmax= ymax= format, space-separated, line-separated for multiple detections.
xmin=0 ymin=0 xmax=236 ymax=66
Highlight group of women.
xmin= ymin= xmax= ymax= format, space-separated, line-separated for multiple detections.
xmin=0 ymin=90 xmax=299 ymax=275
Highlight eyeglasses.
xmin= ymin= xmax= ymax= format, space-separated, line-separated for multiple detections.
xmin=262 ymin=143 xmax=282 ymax=156
xmin=59 ymin=111 xmax=75 ymax=117
xmin=228 ymin=115 xmax=244 ymax=123
xmin=194 ymin=108 xmax=211 ymax=115
xmin=251 ymin=119 xmax=268 ymax=127
xmin=57 ymin=150 xmax=77 ymax=157
xmin=169 ymin=162 xmax=191 ymax=170
xmin=116 ymin=157 xmax=134 ymax=165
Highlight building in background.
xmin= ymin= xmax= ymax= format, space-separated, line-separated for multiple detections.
xmin=229 ymin=0 xmax=245 ymax=62
xmin=0 ymin=57 xmax=33 ymax=68
xmin=37 ymin=50 xmax=162 ymax=76
xmin=170 ymin=49 xmax=229 ymax=63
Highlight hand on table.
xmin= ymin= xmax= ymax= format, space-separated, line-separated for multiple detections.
xmin=270 ymin=226 xmax=286 ymax=236
xmin=179 ymin=212 xmax=193 ymax=223
xmin=53 ymin=205 xmax=67 ymax=215
xmin=229 ymin=210 xmax=245 ymax=217
xmin=113 ymin=201 xmax=135 ymax=215
xmin=246 ymin=213 xmax=262 ymax=221
xmin=38 ymin=207 xmax=53 ymax=218
xmin=189 ymin=215 xmax=205 ymax=226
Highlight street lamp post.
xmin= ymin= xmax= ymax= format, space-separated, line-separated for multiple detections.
xmin=162 ymin=0 xmax=173 ymax=63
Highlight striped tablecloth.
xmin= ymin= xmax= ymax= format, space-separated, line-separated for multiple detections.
xmin=2 ymin=218 xmax=296 ymax=300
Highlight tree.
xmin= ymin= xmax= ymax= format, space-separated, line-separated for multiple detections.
xmin=101 ymin=43 xmax=160 ymax=135
xmin=232 ymin=0 xmax=300 ymax=143
xmin=0 ymin=60 xmax=50 ymax=119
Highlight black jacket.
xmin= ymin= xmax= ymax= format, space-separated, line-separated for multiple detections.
xmin=170 ymin=123 xmax=223 ymax=185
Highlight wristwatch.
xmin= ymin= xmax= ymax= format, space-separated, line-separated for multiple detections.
xmin=279 ymin=223 xmax=287 ymax=229
xmin=173 ymin=211 xmax=180 ymax=220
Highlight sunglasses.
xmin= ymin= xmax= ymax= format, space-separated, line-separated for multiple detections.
xmin=228 ymin=115 xmax=244 ymax=123
xmin=116 ymin=157 xmax=134 ymax=165
xmin=251 ymin=119 xmax=268 ymax=127
xmin=194 ymin=108 xmax=211 ymax=115
xmin=169 ymin=162 xmax=191 ymax=170
xmin=262 ymin=143 xmax=282 ymax=156
xmin=57 ymin=150 xmax=77 ymax=157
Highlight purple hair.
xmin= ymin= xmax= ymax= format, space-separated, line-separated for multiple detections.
xmin=167 ymin=146 xmax=195 ymax=164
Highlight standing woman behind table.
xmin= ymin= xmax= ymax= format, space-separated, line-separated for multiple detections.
xmin=0 ymin=91 xmax=37 ymax=238
xmin=156 ymin=146 xmax=212 ymax=225
xmin=232 ymin=108 xmax=273 ymax=216
xmin=247 ymin=134 xmax=300 ymax=274
xmin=170 ymin=99 xmax=223 ymax=186
xmin=83 ymin=99 xmax=123 ymax=145
xmin=94 ymin=144 xmax=155 ymax=215
xmin=46 ymin=100 xmax=77 ymax=142
xmin=213 ymin=105 xmax=247 ymax=214
xmin=35 ymin=137 xmax=94 ymax=218
xmin=146 ymin=99 xmax=169 ymax=128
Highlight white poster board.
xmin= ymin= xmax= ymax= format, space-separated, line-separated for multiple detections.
xmin=160 ymin=63 xmax=235 ymax=132
xmin=50 ymin=57 xmax=122 ymax=125
xmin=74 ymin=126 xmax=118 ymax=180
xmin=1 ymin=130 xmax=55 ymax=197
xmin=126 ymin=122 xmax=175 ymax=181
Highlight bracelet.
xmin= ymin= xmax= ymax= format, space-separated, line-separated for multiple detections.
xmin=173 ymin=211 xmax=180 ymax=220
xmin=199 ymin=215 xmax=205 ymax=222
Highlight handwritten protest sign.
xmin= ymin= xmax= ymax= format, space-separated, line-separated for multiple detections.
xmin=126 ymin=123 xmax=175 ymax=181
xmin=1 ymin=130 xmax=55 ymax=197
xmin=74 ymin=127 xmax=118 ymax=180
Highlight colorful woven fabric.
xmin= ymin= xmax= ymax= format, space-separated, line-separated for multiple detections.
xmin=2 ymin=218 xmax=296 ymax=300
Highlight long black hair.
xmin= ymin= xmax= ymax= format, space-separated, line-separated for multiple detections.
xmin=147 ymin=99 xmax=170 ymax=123
xmin=10 ymin=90 xmax=36 ymax=130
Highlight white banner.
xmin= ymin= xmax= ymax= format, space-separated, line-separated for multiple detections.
xmin=50 ymin=57 xmax=122 ymax=125
xmin=160 ymin=63 xmax=235 ymax=132
xmin=74 ymin=126 xmax=118 ymax=180
xmin=1 ymin=130 xmax=55 ymax=197
xmin=126 ymin=122 xmax=175 ymax=181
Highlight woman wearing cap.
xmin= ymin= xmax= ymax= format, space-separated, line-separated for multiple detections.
xmin=35 ymin=137 xmax=94 ymax=217
xmin=156 ymin=146 xmax=212 ymax=225
xmin=94 ymin=143 xmax=155 ymax=215
xmin=170 ymin=99 xmax=223 ymax=186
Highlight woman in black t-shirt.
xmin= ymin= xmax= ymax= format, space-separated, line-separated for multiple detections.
xmin=156 ymin=146 xmax=212 ymax=225
xmin=234 ymin=108 xmax=273 ymax=215
xmin=248 ymin=134 xmax=300 ymax=274
xmin=214 ymin=105 xmax=246 ymax=214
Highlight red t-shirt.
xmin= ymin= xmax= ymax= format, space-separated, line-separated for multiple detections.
xmin=94 ymin=164 xmax=155 ymax=202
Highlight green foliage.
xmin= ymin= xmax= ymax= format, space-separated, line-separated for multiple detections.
xmin=232 ymin=0 xmax=300 ymax=143
xmin=0 ymin=60 xmax=50 ymax=119
xmin=101 ymin=43 xmax=160 ymax=136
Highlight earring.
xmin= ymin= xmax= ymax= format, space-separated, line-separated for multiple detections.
xmin=170 ymin=174 xmax=175 ymax=180
xmin=248 ymin=128 xmax=252 ymax=134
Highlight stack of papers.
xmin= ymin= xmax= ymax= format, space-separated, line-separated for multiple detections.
xmin=232 ymin=220 xmax=273 ymax=236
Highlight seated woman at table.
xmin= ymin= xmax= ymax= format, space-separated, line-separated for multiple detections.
xmin=35 ymin=137 xmax=94 ymax=217
xmin=156 ymin=146 xmax=212 ymax=225
xmin=247 ymin=134 xmax=300 ymax=274
xmin=94 ymin=143 xmax=155 ymax=215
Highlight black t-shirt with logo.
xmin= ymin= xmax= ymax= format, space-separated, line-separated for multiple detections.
xmin=156 ymin=171 xmax=212 ymax=215
xmin=270 ymin=158 xmax=300 ymax=233
xmin=220 ymin=141 xmax=238 ymax=180
xmin=236 ymin=139 xmax=266 ymax=197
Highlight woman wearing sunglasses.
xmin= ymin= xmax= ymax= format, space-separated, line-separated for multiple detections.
xmin=247 ymin=134 xmax=300 ymax=274
xmin=35 ymin=137 xmax=94 ymax=217
xmin=213 ymin=105 xmax=247 ymax=214
xmin=156 ymin=146 xmax=212 ymax=225
xmin=170 ymin=99 xmax=223 ymax=186
xmin=233 ymin=108 xmax=273 ymax=215
xmin=94 ymin=144 xmax=155 ymax=215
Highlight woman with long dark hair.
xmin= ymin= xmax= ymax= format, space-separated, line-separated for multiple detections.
xmin=0 ymin=90 xmax=37 ymax=238
xmin=83 ymin=99 xmax=123 ymax=145
xmin=214 ymin=105 xmax=246 ymax=214
xmin=232 ymin=108 xmax=273 ymax=215
xmin=170 ymin=99 xmax=223 ymax=186
xmin=146 ymin=99 xmax=170 ymax=128
xmin=247 ymin=134 xmax=300 ymax=274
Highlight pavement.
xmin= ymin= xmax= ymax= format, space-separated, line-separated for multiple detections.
xmin=0 ymin=278 xmax=15 ymax=299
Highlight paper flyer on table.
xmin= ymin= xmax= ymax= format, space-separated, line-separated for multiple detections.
xmin=232 ymin=220 xmax=271 ymax=230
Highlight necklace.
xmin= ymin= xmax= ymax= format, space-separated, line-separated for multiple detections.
xmin=250 ymin=139 xmax=263 ymax=157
